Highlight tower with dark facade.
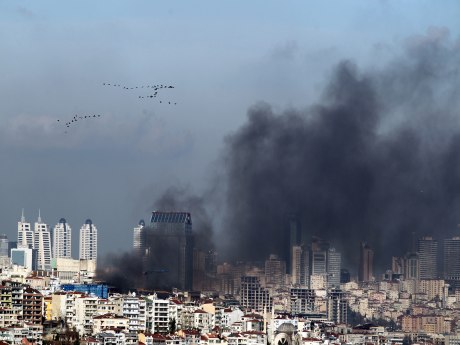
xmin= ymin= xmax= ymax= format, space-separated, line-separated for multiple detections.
xmin=417 ymin=236 xmax=438 ymax=279
xmin=144 ymin=211 xmax=194 ymax=290
xmin=358 ymin=242 xmax=374 ymax=282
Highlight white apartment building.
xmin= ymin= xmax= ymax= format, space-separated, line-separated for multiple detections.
xmin=80 ymin=219 xmax=98 ymax=261
xmin=53 ymin=218 xmax=72 ymax=259
xmin=146 ymin=294 xmax=170 ymax=333
xmin=122 ymin=293 xmax=145 ymax=332
xmin=34 ymin=211 xmax=52 ymax=271
xmin=75 ymin=295 xmax=99 ymax=335
xmin=17 ymin=209 xmax=33 ymax=249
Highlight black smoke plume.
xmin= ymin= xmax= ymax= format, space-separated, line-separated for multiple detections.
xmin=98 ymin=28 xmax=460 ymax=288
xmin=217 ymin=28 xmax=460 ymax=272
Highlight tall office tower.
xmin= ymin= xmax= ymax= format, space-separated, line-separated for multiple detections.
xmin=0 ymin=234 xmax=9 ymax=266
xmin=133 ymin=219 xmax=145 ymax=255
xmin=404 ymin=252 xmax=420 ymax=280
xmin=417 ymin=236 xmax=438 ymax=279
xmin=290 ymin=288 xmax=315 ymax=314
xmin=358 ymin=242 xmax=374 ymax=282
xmin=17 ymin=209 xmax=33 ymax=249
xmin=291 ymin=245 xmax=309 ymax=287
xmin=0 ymin=234 xmax=8 ymax=257
xmin=327 ymin=248 xmax=341 ymax=289
xmin=79 ymin=219 xmax=98 ymax=261
xmin=240 ymin=276 xmax=272 ymax=313
xmin=288 ymin=214 xmax=301 ymax=274
xmin=327 ymin=289 xmax=348 ymax=324
xmin=53 ymin=218 xmax=72 ymax=259
xmin=310 ymin=238 xmax=329 ymax=276
xmin=144 ymin=211 xmax=194 ymax=290
xmin=265 ymin=254 xmax=286 ymax=287
xmin=34 ymin=211 xmax=52 ymax=271
xmin=443 ymin=237 xmax=460 ymax=285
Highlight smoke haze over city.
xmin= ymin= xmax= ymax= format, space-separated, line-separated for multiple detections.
xmin=1 ymin=2 xmax=460 ymax=285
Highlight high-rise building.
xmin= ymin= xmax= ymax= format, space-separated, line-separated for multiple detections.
xmin=290 ymin=288 xmax=315 ymax=314
xmin=291 ymin=244 xmax=309 ymax=287
xmin=265 ymin=254 xmax=286 ymax=287
xmin=327 ymin=248 xmax=341 ymax=289
xmin=53 ymin=218 xmax=72 ymax=259
xmin=310 ymin=238 xmax=328 ymax=275
xmin=79 ymin=219 xmax=98 ymax=261
xmin=327 ymin=289 xmax=348 ymax=324
xmin=404 ymin=252 xmax=420 ymax=280
xmin=34 ymin=211 xmax=52 ymax=271
xmin=443 ymin=237 xmax=460 ymax=285
xmin=0 ymin=234 xmax=8 ymax=257
xmin=133 ymin=219 xmax=145 ymax=255
xmin=0 ymin=234 xmax=9 ymax=267
xmin=358 ymin=242 xmax=374 ymax=282
xmin=143 ymin=211 xmax=194 ymax=290
xmin=17 ymin=209 xmax=33 ymax=249
xmin=240 ymin=276 xmax=272 ymax=313
xmin=288 ymin=214 xmax=301 ymax=274
xmin=417 ymin=236 xmax=438 ymax=279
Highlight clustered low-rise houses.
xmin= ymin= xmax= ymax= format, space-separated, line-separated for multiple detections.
xmin=2 ymin=269 xmax=460 ymax=345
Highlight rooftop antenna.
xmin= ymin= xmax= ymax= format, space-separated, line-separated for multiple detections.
xmin=38 ymin=209 xmax=42 ymax=223
xmin=21 ymin=208 xmax=25 ymax=222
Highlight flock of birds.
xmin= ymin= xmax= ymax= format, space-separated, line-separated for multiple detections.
xmin=57 ymin=114 xmax=102 ymax=133
xmin=56 ymin=81 xmax=177 ymax=133
xmin=102 ymin=82 xmax=177 ymax=105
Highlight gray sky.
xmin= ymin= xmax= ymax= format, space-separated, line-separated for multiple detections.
xmin=1 ymin=1 xmax=459 ymax=256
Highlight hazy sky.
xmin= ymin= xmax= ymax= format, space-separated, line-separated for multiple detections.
xmin=1 ymin=1 xmax=459 ymax=257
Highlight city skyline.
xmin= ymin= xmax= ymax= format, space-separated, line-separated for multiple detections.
xmin=1 ymin=2 xmax=460 ymax=267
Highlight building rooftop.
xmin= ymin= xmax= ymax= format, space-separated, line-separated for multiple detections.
xmin=150 ymin=211 xmax=191 ymax=224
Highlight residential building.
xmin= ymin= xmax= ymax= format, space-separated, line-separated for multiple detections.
xmin=53 ymin=218 xmax=72 ymax=259
xmin=17 ymin=209 xmax=33 ymax=249
xmin=80 ymin=219 xmax=98 ymax=261
xmin=34 ymin=210 xmax=52 ymax=271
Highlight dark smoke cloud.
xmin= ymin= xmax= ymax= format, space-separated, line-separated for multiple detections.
xmin=217 ymin=28 xmax=460 ymax=273
xmin=99 ymin=28 xmax=460 ymax=287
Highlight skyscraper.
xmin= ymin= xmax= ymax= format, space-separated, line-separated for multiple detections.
xmin=53 ymin=218 xmax=72 ymax=259
xmin=310 ymin=238 xmax=329 ymax=275
xmin=34 ymin=210 xmax=52 ymax=271
xmin=143 ymin=211 xmax=194 ymax=290
xmin=327 ymin=248 xmax=341 ymax=289
xmin=358 ymin=242 xmax=374 ymax=282
xmin=0 ymin=234 xmax=9 ymax=267
xmin=79 ymin=219 xmax=98 ymax=261
xmin=17 ymin=209 xmax=33 ymax=249
xmin=265 ymin=254 xmax=286 ymax=287
xmin=443 ymin=237 xmax=460 ymax=282
xmin=417 ymin=236 xmax=438 ymax=279
xmin=0 ymin=234 xmax=8 ymax=257
xmin=291 ymin=244 xmax=309 ymax=287
xmin=288 ymin=214 xmax=301 ymax=274
xmin=133 ymin=219 xmax=145 ymax=255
